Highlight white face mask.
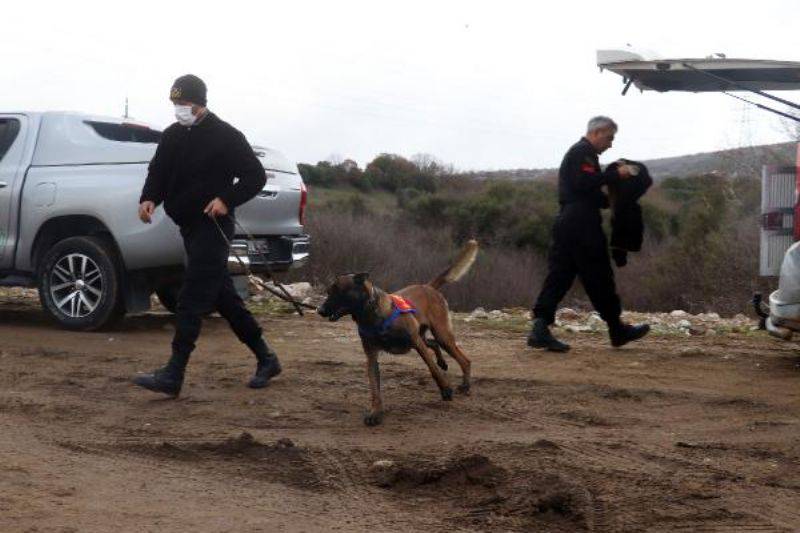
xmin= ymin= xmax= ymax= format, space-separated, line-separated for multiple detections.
xmin=174 ymin=105 xmax=196 ymax=126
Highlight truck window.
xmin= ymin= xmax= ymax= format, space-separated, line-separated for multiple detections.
xmin=84 ymin=121 xmax=161 ymax=143
xmin=0 ymin=119 xmax=21 ymax=162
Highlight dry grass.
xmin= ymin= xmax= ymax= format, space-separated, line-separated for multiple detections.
xmin=286 ymin=202 xmax=769 ymax=317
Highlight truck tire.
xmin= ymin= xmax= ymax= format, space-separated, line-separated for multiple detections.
xmin=38 ymin=236 xmax=124 ymax=331
xmin=155 ymin=283 xmax=181 ymax=314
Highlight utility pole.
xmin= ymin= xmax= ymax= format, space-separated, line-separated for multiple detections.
xmin=124 ymin=97 xmax=129 ymax=119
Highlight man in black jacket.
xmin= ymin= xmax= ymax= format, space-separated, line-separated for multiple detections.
xmin=528 ymin=116 xmax=650 ymax=352
xmin=134 ymin=74 xmax=281 ymax=396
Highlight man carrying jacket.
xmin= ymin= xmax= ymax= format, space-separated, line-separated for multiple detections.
xmin=528 ymin=116 xmax=650 ymax=352
xmin=134 ymin=74 xmax=281 ymax=396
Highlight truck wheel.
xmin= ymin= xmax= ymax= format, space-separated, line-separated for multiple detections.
xmin=155 ymin=283 xmax=181 ymax=313
xmin=38 ymin=236 xmax=124 ymax=331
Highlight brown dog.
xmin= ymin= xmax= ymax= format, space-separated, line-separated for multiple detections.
xmin=317 ymin=240 xmax=479 ymax=426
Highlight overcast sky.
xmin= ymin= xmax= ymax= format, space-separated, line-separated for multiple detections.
xmin=2 ymin=0 xmax=799 ymax=170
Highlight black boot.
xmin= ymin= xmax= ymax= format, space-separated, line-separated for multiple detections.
xmin=527 ymin=318 xmax=570 ymax=353
xmin=132 ymin=350 xmax=188 ymax=397
xmin=247 ymin=338 xmax=282 ymax=389
xmin=609 ymin=323 xmax=651 ymax=347
xmin=132 ymin=365 xmax=184 ymax=397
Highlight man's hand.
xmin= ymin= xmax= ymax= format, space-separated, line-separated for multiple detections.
xmin=204 ymin=197 xmax=229 ymax=218
xmin=139 ymin=201 xmax=156 ymax=224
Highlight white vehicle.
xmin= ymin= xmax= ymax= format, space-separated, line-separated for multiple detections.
xmin=0 ymin=112 xmax=309 ymax=330
xmin=598 ymin=49 xmax=800 ymax=339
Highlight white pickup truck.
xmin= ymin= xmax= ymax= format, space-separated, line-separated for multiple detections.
xmin=0 ymin=112 xmax=309 ymax=330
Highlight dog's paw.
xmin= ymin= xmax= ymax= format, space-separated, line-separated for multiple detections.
xmin=363 ymin=411 xmax=384 ymax=426
xmin=457 ymin=383 xmax=471 ymax=395
xmin=440 ymin=387 xmax=454 ymax=401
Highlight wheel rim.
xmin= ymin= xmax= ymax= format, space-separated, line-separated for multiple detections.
xmin=49 ymin=253 xmax=104 ymax=318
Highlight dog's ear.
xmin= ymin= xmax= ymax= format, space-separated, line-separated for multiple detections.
xmin=353 ymin=272 xmax=370 ymax=285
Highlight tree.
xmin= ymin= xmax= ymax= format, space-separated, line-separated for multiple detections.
xmin=364 ymin=153 xmax=438 ymax=192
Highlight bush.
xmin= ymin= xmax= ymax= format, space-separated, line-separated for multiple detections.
xmin=364 ymin=153 xmax=439 ymax=193
xmin=295 ymin=209 xmax=550 ymax=311
xmin=321 ymin=193 xmax=372 ymax=217
xmin=404 ymin=193 xmax=451 ymax=226
xmin=640 ymin=202 xmax=672 ymax=242
xmin=298 ymin=160 xmax=370 ymax=190
xmin=440 ymin=181 xmax=559 ymax=252
xmin=284 ymin=170 xmax=768 ymax=317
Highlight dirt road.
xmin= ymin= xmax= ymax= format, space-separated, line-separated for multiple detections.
xmin=2 ymin=296 xmax=800 ymax=532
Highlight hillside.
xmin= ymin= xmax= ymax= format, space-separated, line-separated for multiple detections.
xmin=643 ymin=142 xmax=796 ymax=179
xmin=461 ymin=141 xmax=797 ymax=182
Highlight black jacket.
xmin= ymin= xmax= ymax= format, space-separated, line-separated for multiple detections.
xmin=140 ymin=112 xmax=266 ymax=227
xmin=558 ymin=137 xmax=618 ymax=210
xmin=606 ymin=159 xmax=653 ymax=266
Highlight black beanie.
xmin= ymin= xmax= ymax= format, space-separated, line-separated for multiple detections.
xmin=170 ymin=74 xmax=207 ymax=106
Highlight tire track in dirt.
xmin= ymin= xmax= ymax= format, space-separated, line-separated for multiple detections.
xmin=55 ymin=431 xmax=446 ymax=531
xmin=669 ymin=522 xmax=789 ymax=532
xmin=723 ymin=489 xmax=800 ymax=532
xmin=309 ymin=447 xmax=445 ymax=532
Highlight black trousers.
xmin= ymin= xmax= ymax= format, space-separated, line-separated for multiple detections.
xmin=172 ymin=216 xmax=263 ymax=359
xmin=533 ymin=207 xmax=622 ymax=326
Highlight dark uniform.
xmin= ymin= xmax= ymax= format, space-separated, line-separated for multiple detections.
xmin=141 ymin=112 xmax=266 ymax=359
xmin=135 ymin=82 xmax=280 ymax=395
xmin=532 ymin=137 xmax=622 ymax=327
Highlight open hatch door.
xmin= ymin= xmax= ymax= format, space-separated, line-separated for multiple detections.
xmin=597 ymin=50 xmax=800 ymax=321
xmin=597 ymin=50 xmax=800 ymax=122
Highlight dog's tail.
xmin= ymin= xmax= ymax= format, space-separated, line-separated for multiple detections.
xmin=429 ymin=239 xmax=479 ymax=290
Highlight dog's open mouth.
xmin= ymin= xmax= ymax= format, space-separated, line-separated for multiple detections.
xmin=328 ymin=309 xmax=348 ymax=322
xmin=318 ymin=306 xmax=348 ymax=322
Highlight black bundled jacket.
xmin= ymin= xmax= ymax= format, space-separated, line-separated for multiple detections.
xmin=140 ymin=112 xmax=266 ymax=227
xmin=605 ymin=159 xmax=653 ymax=267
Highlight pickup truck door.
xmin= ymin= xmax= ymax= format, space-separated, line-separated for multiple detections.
xmin=0 ymin=115 xmax=29 ymax=269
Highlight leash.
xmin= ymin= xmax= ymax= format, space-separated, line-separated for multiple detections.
xmin=210 ymin=214 xmax=316 ymax=315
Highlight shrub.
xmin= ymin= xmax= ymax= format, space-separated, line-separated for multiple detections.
xmin=283 ymin=171 xmax=768 ymax=316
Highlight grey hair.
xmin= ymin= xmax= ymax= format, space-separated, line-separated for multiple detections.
xmin=586 ymin=116 xmax=617 ymax=134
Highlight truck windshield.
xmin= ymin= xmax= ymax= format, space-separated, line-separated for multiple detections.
xmin=0 ymin=119 xmax=21 ymax=162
